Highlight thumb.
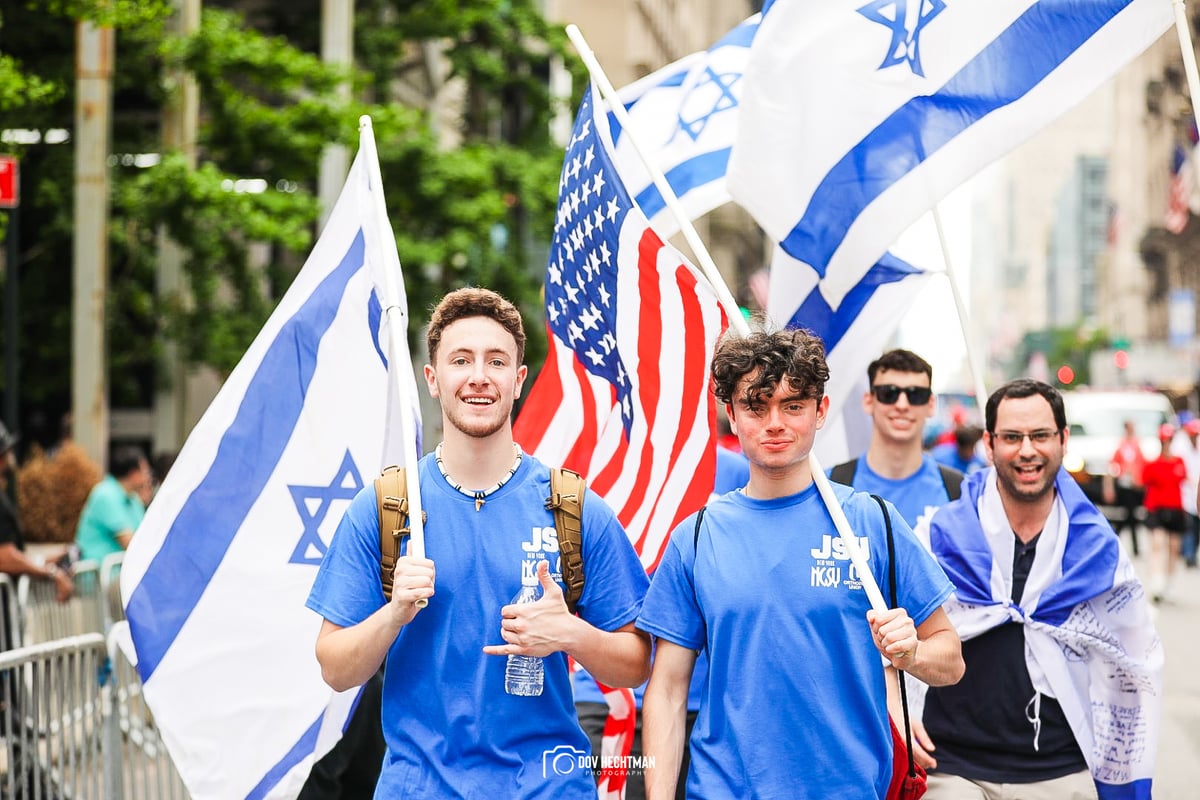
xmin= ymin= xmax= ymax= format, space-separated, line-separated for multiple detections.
xmin=537 ymin=559 xmax=562 ymax=596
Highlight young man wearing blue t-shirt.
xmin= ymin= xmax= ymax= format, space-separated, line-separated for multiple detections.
xmin=830 ymin=349 xmax=965 ymax=531
xmin=637 ymin=328 xmax=964 ymax=799
xmin=307 ymin=288 xmax=651 ymax=799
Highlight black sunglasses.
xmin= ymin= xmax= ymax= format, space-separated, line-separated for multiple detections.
xmin=871 ymin=384 xmax=933 ymax=405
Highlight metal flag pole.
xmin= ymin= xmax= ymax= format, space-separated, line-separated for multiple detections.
xmin=358 ymin=116 xmax=428 ymax=606
xmin=564 ymin=24 xmax=887 ymax=612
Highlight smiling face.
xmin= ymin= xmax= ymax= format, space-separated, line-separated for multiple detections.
xmin=424 ymin=316 xmax=528 ymax=440
xmin=728 ymin=375 xmax=829 ymax=476
xmin=986 ymin=394 xmax=1066 ymax=504
xmin=864 ymin=368 xmax=935 ymax=446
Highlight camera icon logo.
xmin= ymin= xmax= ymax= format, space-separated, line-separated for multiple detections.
xmin=542 ymin=744 xmax=586 ymax=778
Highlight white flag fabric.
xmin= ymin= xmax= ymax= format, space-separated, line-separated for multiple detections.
xmin=766 ymin=246 xmax=933 ymax=466
xmin=121 ymin=130 xmax=419 ymax=799
xmin=608 ymin=13 xmax=759 ymax=236
xmin=729 ymin=0 xmax=1172 ymax=309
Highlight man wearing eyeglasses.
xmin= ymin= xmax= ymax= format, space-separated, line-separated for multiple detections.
xmin=912 ymin=379 xmax=1162 ymax=800
xmin=830 ymin=349 xmax=964 ymax=529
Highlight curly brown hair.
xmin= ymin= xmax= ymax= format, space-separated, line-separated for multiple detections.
xmin=711 ymin=328 xmax=829 ymax=409
xmin=426 ymin=288 xmax=526 ymax=364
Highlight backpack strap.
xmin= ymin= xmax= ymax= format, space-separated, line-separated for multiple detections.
xmin=871 ymin=493 xmax=918 ymax=780
xmin=937 ymin=464 xmax=963 ymax=501
xmin=375 ymin=466 xmax=411 ymax=603
xmin=546 ymin=467 xmax=586 ymax=614
xmin=830 ymin=459 xmax=858 ymax=486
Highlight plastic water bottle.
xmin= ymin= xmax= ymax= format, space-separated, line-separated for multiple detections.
xmin=504 ymin=573 xmax=544 ymax=697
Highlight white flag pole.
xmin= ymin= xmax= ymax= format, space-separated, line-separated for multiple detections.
xmin=1174 ymin=1 xmax=1200 ymax=127
xmin=358 ymin=117 xmax=428 ymax=602
xmin=931 ymin=204 xmax=989 ymax=407
xmin=564 ymin=25 xmax=886 ymax=613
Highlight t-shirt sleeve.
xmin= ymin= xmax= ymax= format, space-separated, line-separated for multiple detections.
xmin=306 ymin=485 xmax=386 ymax=628
xmin=91 ymin=489 xmax=136 ymax=536
xmin=636 ymin=516 xmax=705 ymax=651
xmin=575 ymin=489 xmax=649 ymax=632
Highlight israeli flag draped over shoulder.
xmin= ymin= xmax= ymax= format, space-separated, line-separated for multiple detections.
xmin=120 ymin=124 xmax=419 ymax=800
xmin=919 ymin=469 xmax=1163 ymax=799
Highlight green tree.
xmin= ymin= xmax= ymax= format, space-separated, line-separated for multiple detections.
xmin=1 ymin=0 xmax=573 ymax=445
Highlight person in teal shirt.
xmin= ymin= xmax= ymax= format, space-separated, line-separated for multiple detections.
xmin=75 ymin=445 xmax=151 ymax=562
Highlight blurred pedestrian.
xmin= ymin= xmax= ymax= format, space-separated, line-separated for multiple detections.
xmin=1142 ymin=424 xmax=1187 ymax=602
xmin=930 ymin=424 xmax=988 ymax=475
xmin=1169 ymin=419 xmax=1200 ymax=568
xmin=74 ymin=445 xmax=151 ymax=562
xmin=1102 ymin=418 xmax=1146 ymax=556
xmin=0 ymin=420 xmax=74 ymax=628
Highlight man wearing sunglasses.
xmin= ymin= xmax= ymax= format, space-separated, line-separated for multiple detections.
xmin=830 ymin=349 xmax=965 ymax=529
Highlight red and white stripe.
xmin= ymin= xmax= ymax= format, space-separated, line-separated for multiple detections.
xmin=516 ymin=222 xmax=725 ymax=571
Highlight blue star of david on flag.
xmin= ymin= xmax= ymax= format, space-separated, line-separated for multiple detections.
xmin=288 ymin=450 xmax=364 ymax=565
xmin=672 ymin=66 xmax=742 ymax=144
xmin=857 ymin=0 xmax=947 ymax=77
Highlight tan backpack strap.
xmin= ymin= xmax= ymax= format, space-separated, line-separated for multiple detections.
xmin=546 ymin=467 xmax=586 ymax=614
xmin=375 ymin=466 xmax=410 ymax=603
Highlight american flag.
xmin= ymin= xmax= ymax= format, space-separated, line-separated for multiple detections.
xmin=1166 ymin=143 xmax=1194 ymax=235
xmin=514 ymin=83 xmax=727 ymax=572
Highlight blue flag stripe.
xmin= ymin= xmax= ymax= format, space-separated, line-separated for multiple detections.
xmin=785 ymin=252 xmax=922 ymax=348
xmin=247 ymin=712 xmax=324 ymax=800
xmin=780 ymin=0 xmax=1134 ymax=272
xmin=126 ymin=231 xmax=367 ymax=682
xmin=634 ymin=148 xmax=731 ymax=220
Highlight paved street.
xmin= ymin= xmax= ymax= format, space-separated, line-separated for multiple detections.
xmin=1134 ymin=539 xmax=1199 ymax=799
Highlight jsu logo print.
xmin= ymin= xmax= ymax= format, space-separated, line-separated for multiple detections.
xmin=521 ymin=527 xmax=560 ymax=553
xmin=809 ymin=534 xmax=870 ymax=590
xmin=520 ymin=527 xmax=563 ymax=583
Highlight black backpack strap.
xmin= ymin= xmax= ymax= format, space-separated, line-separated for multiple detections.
xmin=871 ymin=493 xmax=917 ymax=779
xmin=937 ymin=464 xmax=963 ymax=501
xmin=830 ymin=459 xmax=858 ymax=486
xmin=692 ymin=506 xmax=707 ymax=550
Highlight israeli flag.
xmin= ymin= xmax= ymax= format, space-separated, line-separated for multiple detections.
xmin=608 ymin=13 xmax=759 ymax=236
xmin=120 ymin=126 xmax=420 ymax=799
xmin=729 ymin=0 xmax=1172 ymax=309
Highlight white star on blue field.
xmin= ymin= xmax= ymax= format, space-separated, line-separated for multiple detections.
xmin=857 ymin=0 xmax=947 ymax=77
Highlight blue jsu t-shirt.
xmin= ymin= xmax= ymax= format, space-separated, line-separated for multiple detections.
xmin=833 ymin=454 xmax=955 ymax=529
xmin=637 ymin=483 xmax=953 ymax=800
xmin=307 ymin=453 xmax=649 ymax=799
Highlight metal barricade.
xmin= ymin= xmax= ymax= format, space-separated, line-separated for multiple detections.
xmin=97 ymin=556 xmax=124 ymax=633
xmin=0 ymin=633 xmax=110 ymax=799
xmin=0 ymin=574 xmax=22 ymax=651
xmin=17 ymin=563 xmax=105 ymax=646
xmin=105 ymin=623 xmax=189 ymax=800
